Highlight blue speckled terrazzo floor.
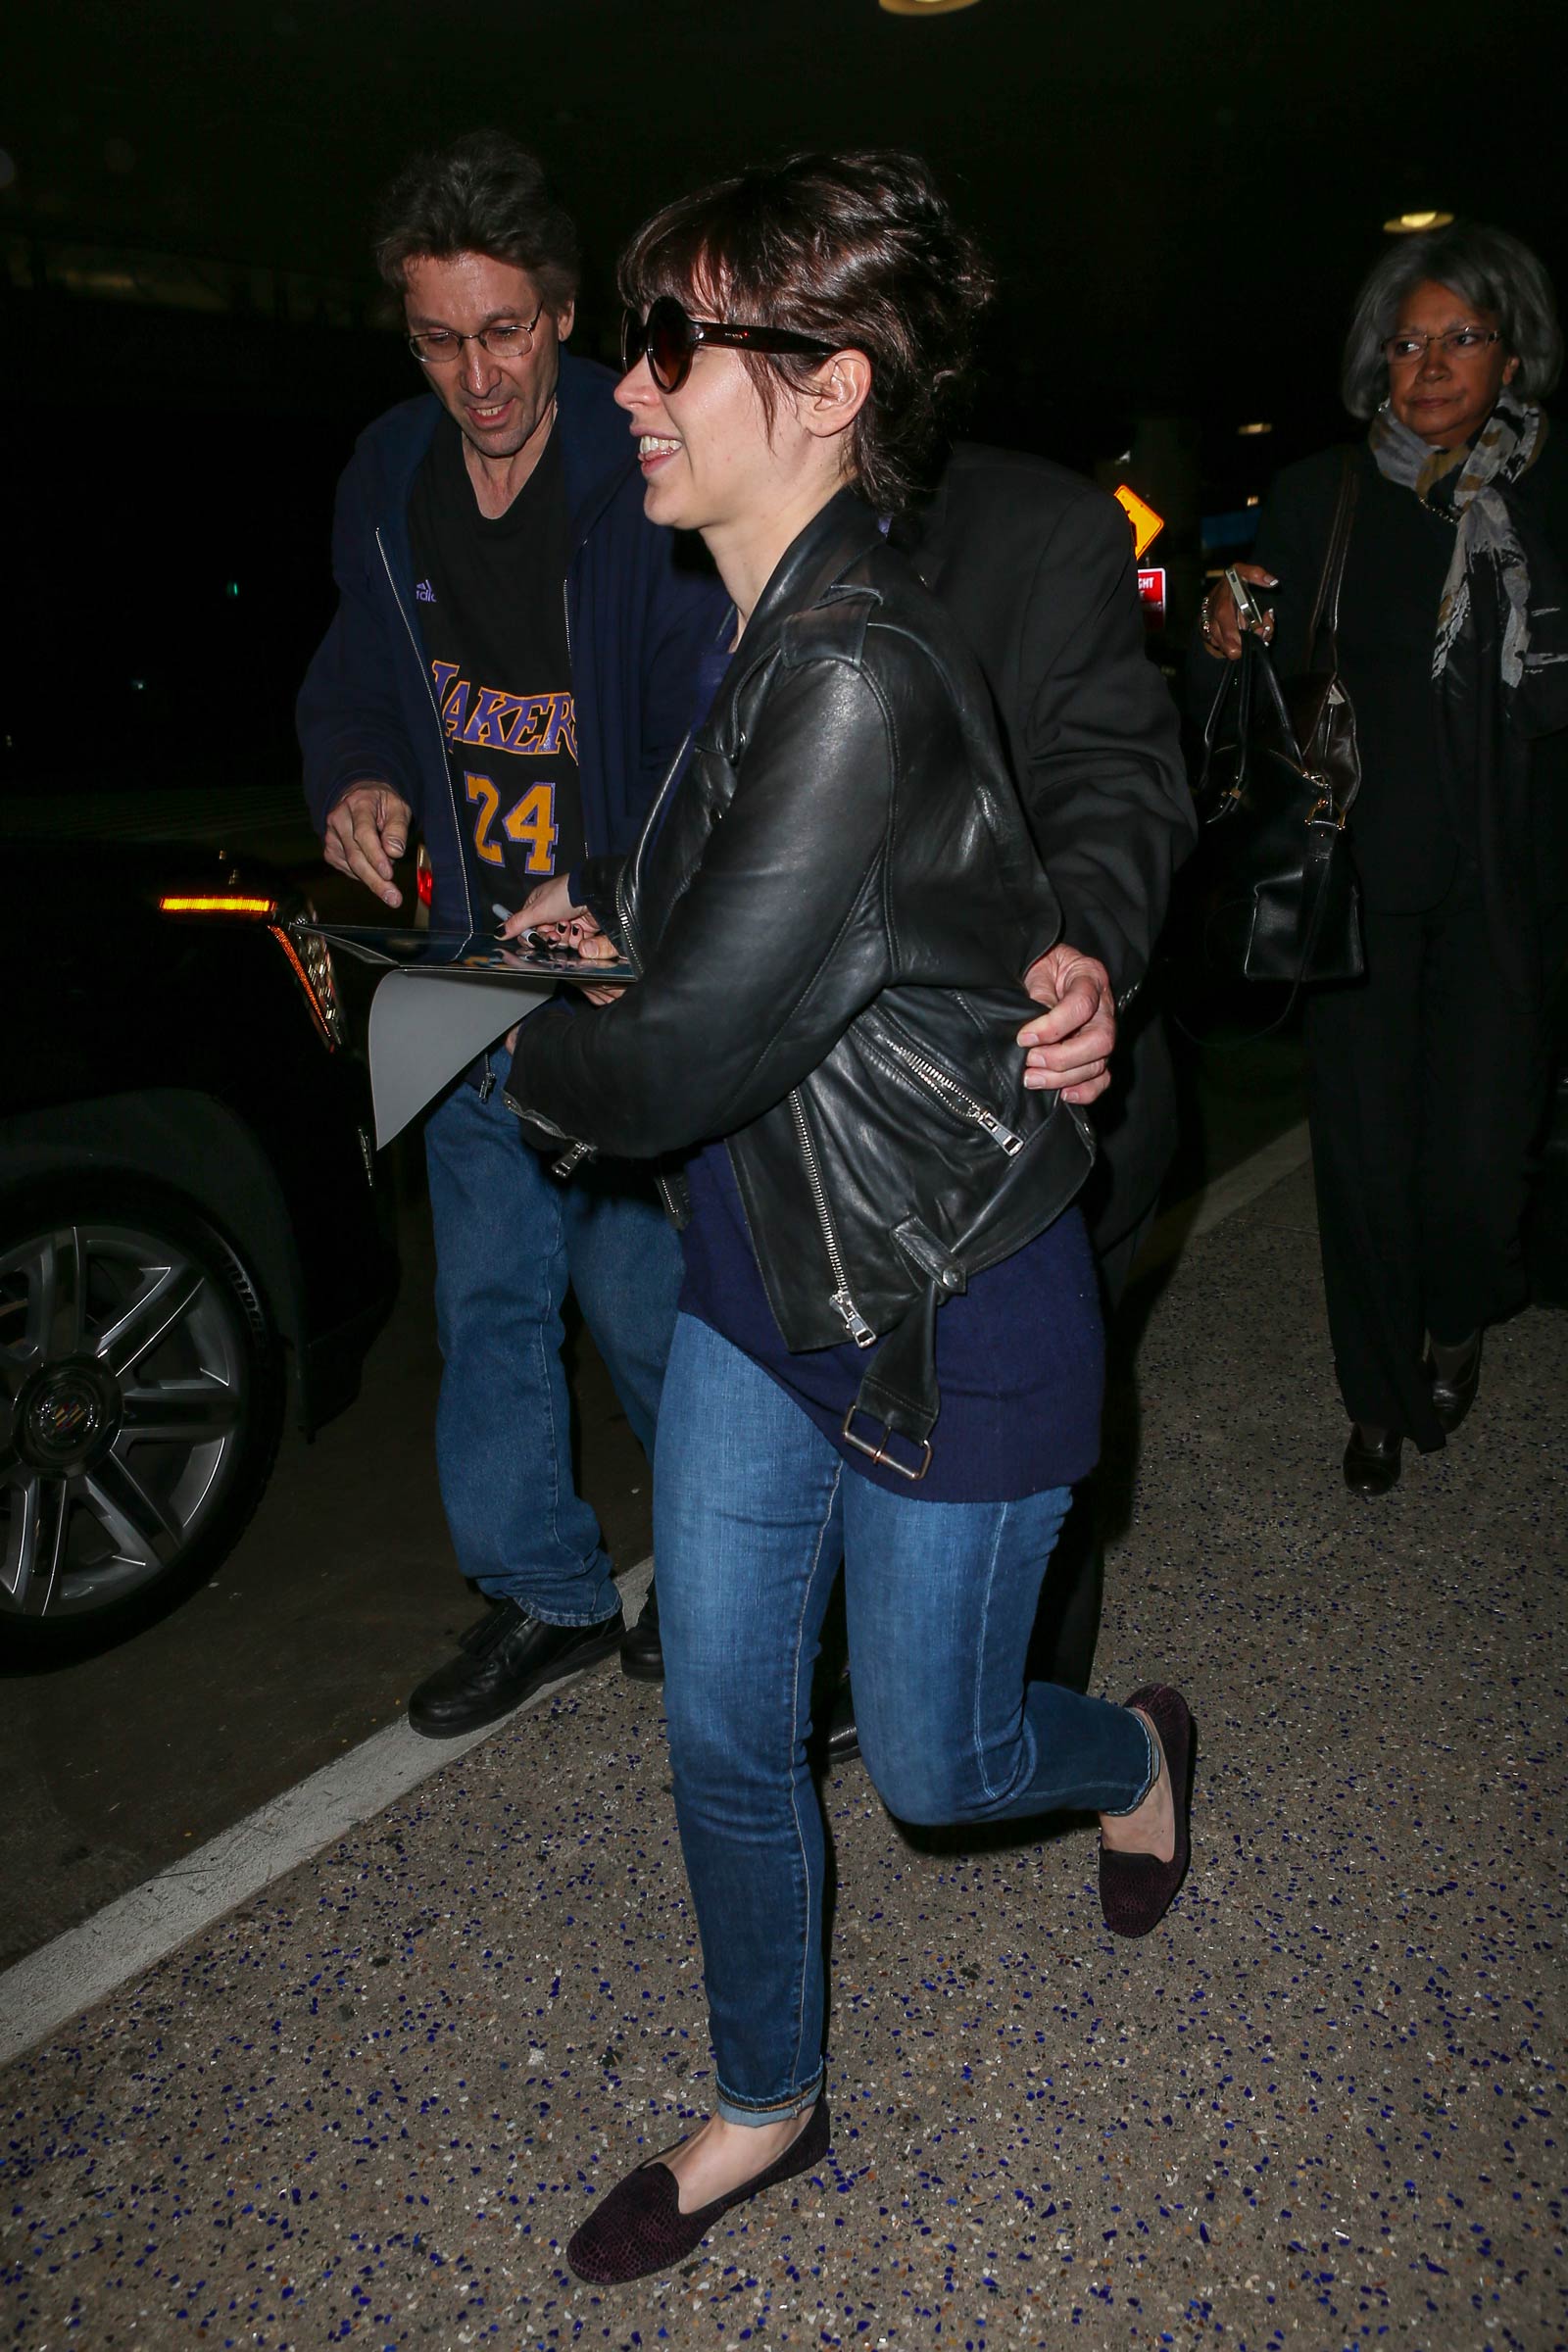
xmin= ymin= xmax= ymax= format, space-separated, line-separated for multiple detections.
xmin=3 ymin=1163 xmax=1564 ymax=2350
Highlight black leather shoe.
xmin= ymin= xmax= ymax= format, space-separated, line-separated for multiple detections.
xmin=619 ymin=1580 xmax=665 ymax=1682
xmin=1427 ymin=1332 xmax=1482 ymax=1434
xmin=408 ymin=1599 xmax=625 ymax=1738
xmin=1343 ymin=1424 xmax=1402 ymax=1496
xmin=825 ymin=1677 xmax=860 ymax=1764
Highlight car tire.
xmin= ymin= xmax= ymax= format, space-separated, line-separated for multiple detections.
xmin=0 ymin=1184 xmax=284 ymax=1650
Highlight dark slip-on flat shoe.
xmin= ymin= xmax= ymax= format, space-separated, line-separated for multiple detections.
xmin=1099 ymin=1684 xmax=1194 ymax=1938
xmin=566 ymin=2098 xmax=830 ymax=2285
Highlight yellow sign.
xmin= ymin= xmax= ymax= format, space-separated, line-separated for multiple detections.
xmin=1114 ymin=483 xmax=1164 ymax=560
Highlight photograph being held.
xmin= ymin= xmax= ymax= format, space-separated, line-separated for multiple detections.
xmin=1198 ymin=221 xmax=1568 ymax=1494
xmin=504 ymin=151 xmax=1195 ymax=2284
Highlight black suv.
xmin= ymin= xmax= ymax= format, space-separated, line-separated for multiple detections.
xmin=1 ymin=840 xmax=398 ymax=1643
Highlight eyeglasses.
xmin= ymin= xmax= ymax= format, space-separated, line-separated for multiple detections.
xmin=408 ymin=306 xmax=544 ymax=366
xmin=1383 ymin=327 xmax=1502 ymax=367
xmin=621 ymin=294 xmax=843 ymax=393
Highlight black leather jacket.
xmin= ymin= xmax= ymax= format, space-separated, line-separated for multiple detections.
xmin=506 ymin=490 xmax=1095 ymax=1465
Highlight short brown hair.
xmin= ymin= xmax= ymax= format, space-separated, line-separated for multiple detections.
xmin=618 ymin=151 xmax=993 ymax=513
xmin=372 ymin=130 xmax=579 ymax=315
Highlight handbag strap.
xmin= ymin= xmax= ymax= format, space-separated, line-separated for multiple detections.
xmin=1304 ymin=447 xmax=1360 ymax=674
xmin=1197 ymin=623 xmax=1258 ymax=802
xmin=1199 ymin=621 xmax=1309 ymax=797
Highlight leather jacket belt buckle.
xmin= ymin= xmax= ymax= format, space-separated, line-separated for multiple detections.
xmin=841 ymin=1405 xmax=932 ymax=1483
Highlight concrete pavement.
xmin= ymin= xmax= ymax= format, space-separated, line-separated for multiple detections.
xmin=3 ymin=1156 xmax=1563 ymax=2350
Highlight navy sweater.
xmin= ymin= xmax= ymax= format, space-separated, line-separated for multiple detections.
xmin=666 ymin=638 xmax=1104 ymax=1502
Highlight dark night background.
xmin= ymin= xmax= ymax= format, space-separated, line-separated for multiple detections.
xmin=2 ymin=0 xmax=1563 ymax=801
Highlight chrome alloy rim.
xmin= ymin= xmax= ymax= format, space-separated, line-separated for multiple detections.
xmin=0 ymin=1222 xmax=250 ymax=1619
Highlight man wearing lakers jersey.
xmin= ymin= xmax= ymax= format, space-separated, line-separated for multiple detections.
xmin=299 ymin=133 xmax=726 ymax=1734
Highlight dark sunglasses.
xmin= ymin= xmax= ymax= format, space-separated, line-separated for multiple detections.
xmin=622 ymin=294 xmax=843 ymax=393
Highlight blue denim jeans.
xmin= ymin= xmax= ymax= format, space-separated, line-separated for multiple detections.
xmin=424 ymin=1076 xmax=683 ymax=1625
xmin=655 ymin=1313 xmax=1154 ymax=2126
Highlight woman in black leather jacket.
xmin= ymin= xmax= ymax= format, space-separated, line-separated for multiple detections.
xmin=505 ymin=153 xmax=1194 ymax=2284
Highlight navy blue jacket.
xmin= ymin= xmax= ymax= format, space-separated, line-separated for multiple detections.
xmin=298 ymin=350 xmax=729 ymax=936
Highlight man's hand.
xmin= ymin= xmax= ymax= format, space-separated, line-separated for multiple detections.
xmin=323 ymin=782 xmax=415 ymax=908
xmin=1018 ymin=946 xmax=1115 ymax=1104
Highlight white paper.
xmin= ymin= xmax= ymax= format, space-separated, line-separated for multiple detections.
xmin=313 ymin=926 xmax=635 ymax=1150
xmin=365 ymin=972 xmax=557 ymax=1148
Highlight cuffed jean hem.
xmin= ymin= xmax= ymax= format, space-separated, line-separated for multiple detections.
xmin=715 ymin=2069 xmax=825 ymax=2129
xmin=477 ymin=1591 xmax=622 ymax=1630
xmin=1098 ymin=1708 xmax=1158 ymax=1817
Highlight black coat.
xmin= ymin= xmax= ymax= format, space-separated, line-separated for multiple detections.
xmin=894 ymin=445 xmax=1195 ymax=1252
xmin=508 ymin=491 xmax=1097 ymax=1450
xmin=1251 ymin=435 xmax=1568 ymax=934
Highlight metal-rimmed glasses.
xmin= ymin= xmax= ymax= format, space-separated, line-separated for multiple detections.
xmin=1383 ymin=327 xmax=1502 ymax=366
xmin=408 ymin=305 xmax=545 ymax=366
xmin=621 ymin=294 xmax=843 ymax=393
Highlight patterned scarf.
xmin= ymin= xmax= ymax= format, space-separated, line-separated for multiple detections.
xmin=1368 ymin=394 xmax=1568 ymax=731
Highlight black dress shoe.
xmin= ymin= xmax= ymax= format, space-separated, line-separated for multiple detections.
xmin=1427 ymin=1332 xmax=1482 ymax=1434
xmin=619 ymin=1580 xmax=665 ymax=1682
xmin=1343 ymin=1424 xmax=1402 ymax=1496
xmin=408 ymin=1598 xmax=625 ymax=1738
xmin=825 ymin=1677 xmax=860 ymax=1764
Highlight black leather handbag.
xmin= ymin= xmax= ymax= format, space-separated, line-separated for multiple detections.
xmin=1195 ymin=450 xmax=1365 ymax=988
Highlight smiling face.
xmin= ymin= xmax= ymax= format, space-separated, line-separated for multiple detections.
xmin=612 ymin=335 xmax=795 ymax=539
xmin=402 ymin=251 xmax=572 ymax=466
xmin=1385 ymin=276 xmax=1519 ymax=450
xmin=613 ymin=280 xmax=870 ymax=622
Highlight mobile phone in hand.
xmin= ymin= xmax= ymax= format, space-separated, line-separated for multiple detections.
xmin=1224 ymin=567 xmax=1268 ymax=631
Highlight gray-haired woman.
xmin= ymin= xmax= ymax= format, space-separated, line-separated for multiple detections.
xmin=1202 ymin=221 xmax=1568 ymax=1494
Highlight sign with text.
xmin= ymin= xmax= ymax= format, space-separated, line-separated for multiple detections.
xmin=1137 ymin=566 xmax=1167 ymax=622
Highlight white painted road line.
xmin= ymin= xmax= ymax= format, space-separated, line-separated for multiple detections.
xmin=0 ymin=1560 xmax=654 ymax=2069
xmin=0 ymin=1122 xmax=1316 ymax=2070
xmin=1135 ymin=1119 xmax=1311 ymax=1278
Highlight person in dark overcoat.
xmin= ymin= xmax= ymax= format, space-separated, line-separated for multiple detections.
xmin=1203 ymin=220 xmax=1568 ymax=1492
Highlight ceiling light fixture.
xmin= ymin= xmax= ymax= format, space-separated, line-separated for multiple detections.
xmin=1237 ymin=421 xmax=1272 ymax=437
xmin=1383 ymin=209 xmax=1454 ymax=234
xmin=879 ymin=0 xmax=982 ymax=16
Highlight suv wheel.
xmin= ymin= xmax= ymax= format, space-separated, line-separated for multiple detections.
xmin=0 ymin=1192 xmax=283 ymax=1643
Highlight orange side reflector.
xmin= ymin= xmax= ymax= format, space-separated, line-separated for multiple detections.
xmin=268 ymin=924 xmax=337 ymax=1047
xmin=159 ymin=895 xmax=277 ymax=916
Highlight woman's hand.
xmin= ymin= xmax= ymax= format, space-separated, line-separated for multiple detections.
xmin=1200 ymin=563 xmax=1278 ymax=662
xmin=501 ymin=875 xmax=588 ymax=941
xmin=500 ymin=879 xmax=627 ymax=1011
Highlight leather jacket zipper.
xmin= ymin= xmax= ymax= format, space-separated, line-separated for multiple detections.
xmin=789 ymin=1090 xmax=875 ymax=1347
xmin=375 ymin=525 xmax=475 ymax=934
xmin=885 ymin=1040 xmax=1025 ymax=1156
xmin=614 ymin=726 xmax=694 ymax=975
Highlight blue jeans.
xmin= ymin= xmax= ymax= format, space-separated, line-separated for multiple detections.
xmin=655 ymin=1313 xmax=1154 ymax=2126
xmin=424 ymin=1076 xmax=683 ymax=1625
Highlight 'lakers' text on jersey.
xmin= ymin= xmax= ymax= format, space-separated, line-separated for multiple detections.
xmin=408 ymin=413 xmax=586 ymax=915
